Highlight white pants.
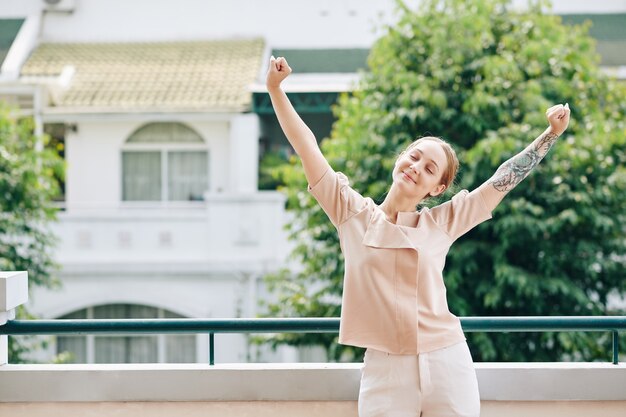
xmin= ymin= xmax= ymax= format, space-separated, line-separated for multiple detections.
xmin=358 ymin=341 xmax=480 ymax=417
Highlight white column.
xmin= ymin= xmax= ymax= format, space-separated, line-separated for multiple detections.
xmin=0 ymin=271 xmax=29 ymax=365
xmin=229 ymin=113 xmax=260 ymax=193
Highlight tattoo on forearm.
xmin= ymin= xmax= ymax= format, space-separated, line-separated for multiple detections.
xmin=489 ymin=131 xmax=559 ymax=192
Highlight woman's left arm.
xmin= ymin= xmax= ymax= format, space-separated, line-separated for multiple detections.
xmin=476 ymin=103 xmax=571 ymax=211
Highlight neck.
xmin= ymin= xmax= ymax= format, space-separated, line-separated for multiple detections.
xmin=379 ymin=186 xmax=425 ymax=223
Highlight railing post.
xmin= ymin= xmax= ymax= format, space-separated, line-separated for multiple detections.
xmin=613 ymin=331 xmax=619 ymax=365
xmin=209 ymin=333 xmax=215 ymax=365
xmin=0 ymin=271 xmax=29 ymax=365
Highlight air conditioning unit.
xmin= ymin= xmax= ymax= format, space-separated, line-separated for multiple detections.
xmin=42 ymin=0 xmax=76 ymax=13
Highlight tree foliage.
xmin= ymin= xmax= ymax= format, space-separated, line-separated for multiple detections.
xmin=262 ymin=0 xmax=626 ymax=361
xmin=0 ymin=106 xmax=65 ymax=362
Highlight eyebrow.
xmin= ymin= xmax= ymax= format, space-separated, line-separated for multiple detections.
xmin=414 ymin=149 xmax=440 ymax=171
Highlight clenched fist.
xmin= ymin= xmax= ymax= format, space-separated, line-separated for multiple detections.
xmin=266 ymin=56 xmax=292 ymax=90
xmin=546 ymin=103 xmax=571 ymax=136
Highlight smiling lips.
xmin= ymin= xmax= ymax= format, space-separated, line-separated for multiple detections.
xmin=402 ymin=171 xmax=417 ymax=184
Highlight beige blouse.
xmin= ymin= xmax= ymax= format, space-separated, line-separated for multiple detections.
xmin=308 ymin=168 xmax=493 ymax=354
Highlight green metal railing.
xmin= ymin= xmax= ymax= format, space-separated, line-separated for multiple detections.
xmin=1 ymin=316 xmax=625 ymax=365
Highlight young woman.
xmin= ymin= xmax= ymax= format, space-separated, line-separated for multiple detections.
xmin=266 ymin=55 xmax=570 ymax=417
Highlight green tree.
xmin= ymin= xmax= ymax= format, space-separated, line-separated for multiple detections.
xmin=262 ymin=0 xmax=626 ymax=362
xmin=0 ymin=106 xmax=65 ymax=362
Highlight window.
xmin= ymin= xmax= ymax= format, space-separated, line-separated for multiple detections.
xmin=57 ymin=304 xmax=197 ymax=364
xmin=122 ymin=122 xmax=208 ymax=201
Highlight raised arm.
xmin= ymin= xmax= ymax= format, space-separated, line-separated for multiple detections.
xmin=266 ymin=56 xmax=331 ymax=186
xmin=477 ymin=103 xmax=571 ymax=210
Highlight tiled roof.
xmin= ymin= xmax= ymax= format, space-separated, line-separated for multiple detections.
xmin=20 ymin=39 xmax=265 ymax=112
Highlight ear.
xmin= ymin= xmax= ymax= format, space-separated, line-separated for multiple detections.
xmin=429 ymin=184 xmax=446 ymax=197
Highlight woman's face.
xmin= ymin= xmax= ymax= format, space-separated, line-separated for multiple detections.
xmin=392 ymin=140 xmax=448 ymax=202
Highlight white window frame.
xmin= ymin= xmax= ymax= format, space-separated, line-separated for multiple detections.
xmin=121 ymin=143 xmax=209 ymax=203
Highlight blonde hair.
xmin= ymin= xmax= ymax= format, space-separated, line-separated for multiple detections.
xmin=403 ymin=136 xmax=459 ymax=191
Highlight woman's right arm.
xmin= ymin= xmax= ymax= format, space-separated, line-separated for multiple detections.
xmin=266 ymin=56 xmax=331 ymax=186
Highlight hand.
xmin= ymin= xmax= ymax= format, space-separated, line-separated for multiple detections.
xmin=266 ymin=56 xmax=292 ymax=90
xmin=546 ymin=103 xmax=571 ymax=136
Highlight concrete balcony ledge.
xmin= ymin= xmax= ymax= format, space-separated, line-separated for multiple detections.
xmin=475 ymin=362 xmax=626 ymax=401
xmin=1 ymin=362 xmax=626 ymax=401
xmin=1 ymin=362 xmax=626 ymax=417
xmin=0 ymin=363 xmax=362 ymax=402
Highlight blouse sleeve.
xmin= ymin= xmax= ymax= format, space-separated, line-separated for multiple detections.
xmin=308 ymin=167 xmax=368 ymax=227
xmin=429 ymin=188 xmax=493 ymax=241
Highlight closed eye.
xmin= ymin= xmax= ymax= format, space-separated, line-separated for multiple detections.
xmin=414 ymin=149 xmax=440 ymax=174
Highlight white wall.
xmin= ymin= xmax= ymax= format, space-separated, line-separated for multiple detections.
xmin=65 ymin=122 xmax=126 ymax=206
xmin=229 ymin=114 xmax=259 ymax=193
xmin=65 ymin=118 xmax=230 ymax=207
xmin=3 ymin=0 xmax=622 ymax=49
xmin=2 ymin=0 xmax=410 ymax=48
